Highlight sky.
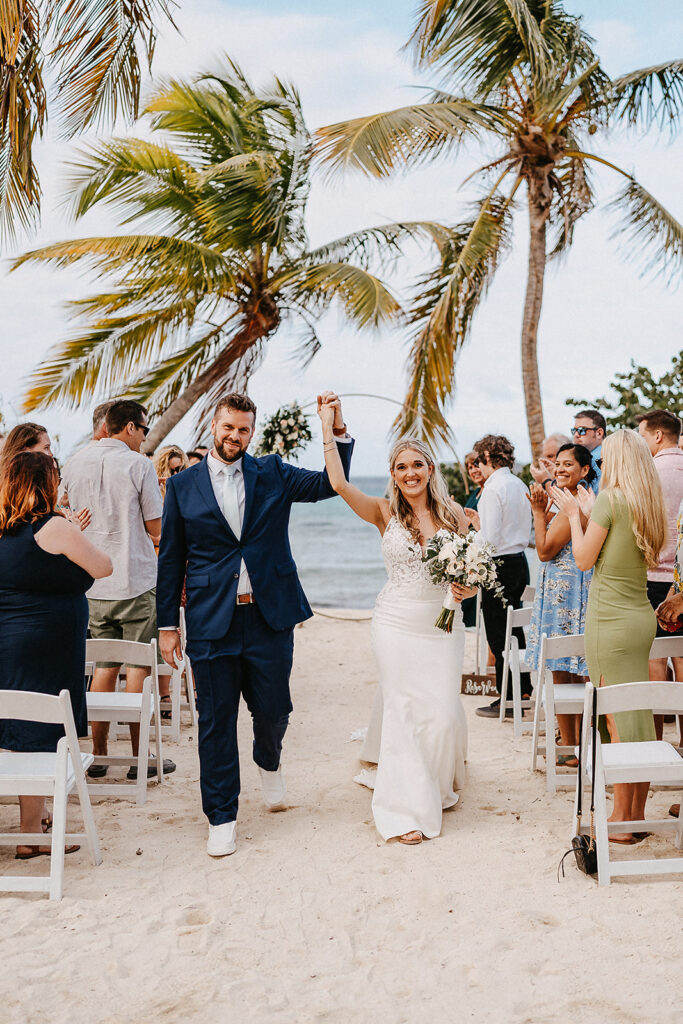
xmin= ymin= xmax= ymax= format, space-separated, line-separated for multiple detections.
xmin=1 ymin=0 xmax=682 ymax=473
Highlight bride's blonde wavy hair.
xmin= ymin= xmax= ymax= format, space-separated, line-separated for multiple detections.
xmin=388 ymin=437 xmax=462 ymax=542
xmin=600 ymin=429 xmax=667 ymax=569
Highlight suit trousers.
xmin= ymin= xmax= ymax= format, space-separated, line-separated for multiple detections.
xmin=481 ymin=552 xmax=531 ymax=700
xmin=191 ymin=604 xmax=294 ymax=824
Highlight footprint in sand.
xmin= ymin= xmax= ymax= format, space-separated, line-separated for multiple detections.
xmin=177 ymin=904 xmax=212 ymax=931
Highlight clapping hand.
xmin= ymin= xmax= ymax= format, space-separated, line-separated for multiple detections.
xmin=527 ymin=482 xmax=549 ymax=513
xmin=463 ymin=507 xmax=480 ymax=531
xmin=75 ymin=507 xmax=92 ymax=531
xmin=549 ymin=484 xmax=594 ymax=520
xmin=529 ymin=456 xmax=556 ymax=485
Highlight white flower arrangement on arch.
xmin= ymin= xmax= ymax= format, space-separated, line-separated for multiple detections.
xmin=253 ymin=402 xmax=313 ymax=461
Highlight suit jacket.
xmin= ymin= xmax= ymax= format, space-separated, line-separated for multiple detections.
xmin=156 ymin=442 xmax=354 ymax=639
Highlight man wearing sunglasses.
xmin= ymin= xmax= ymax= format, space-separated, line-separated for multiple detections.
xmin=570 ymin=409 xmax=606 ymax=493
xmin=61 ymin=399 xmax=175 ymax=779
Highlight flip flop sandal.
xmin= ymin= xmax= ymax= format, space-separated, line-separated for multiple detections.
xmin=608 ymin=835 xmax=637 ymax=845
xmin=87 ymin=764 xmax=108 ymax=779
xmin=160 ymin=696 xmax=172 ymax=721
xmin=398 ymin=831 xmax=423 ymax=845
xmin=556 ymin=754 xmax=579 ymax=768
xmin=632 ymin=832 xmax=653 ymax=841
xmin=15 ymin=844 xmax=80 ymax=860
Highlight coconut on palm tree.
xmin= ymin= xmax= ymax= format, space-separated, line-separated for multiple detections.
xmin=0 ymin=1 xmax=174 ymax=241
xmin=316 ymin=0 xmax=683 ymax=457
xmin=14 ymin=60 xmax=449 ymax=450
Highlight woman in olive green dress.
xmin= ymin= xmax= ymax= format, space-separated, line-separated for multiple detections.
xmin=552 ymin=430 xmax=667 ymax=843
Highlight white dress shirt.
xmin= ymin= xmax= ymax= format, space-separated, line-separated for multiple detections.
xmin=474 ymin=466 xmax=530 ymax=555
xmin=207 ymin=452 xmax=252 ymax=596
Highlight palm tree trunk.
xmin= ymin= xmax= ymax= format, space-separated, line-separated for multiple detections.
xmin=141 ymin=360 xmax=221 ymax=453
xmin=521 ymin=175 xmax=550 ymax=460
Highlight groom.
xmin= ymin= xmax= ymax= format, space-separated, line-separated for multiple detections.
xmin=156 ymin=391 xmax=353 ymax=857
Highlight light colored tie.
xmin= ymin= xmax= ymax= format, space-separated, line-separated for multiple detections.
xmin=222 ymin=467 xmax=241 ymax=538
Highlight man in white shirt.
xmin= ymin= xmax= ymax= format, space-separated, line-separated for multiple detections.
xmin=466 ymin=434 xmax=531 ymax=719
xmin=61 ymin=399 xmax=174 ymax=778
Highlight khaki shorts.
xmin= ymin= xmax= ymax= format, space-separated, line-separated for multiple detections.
xmin=88 ymin=588 xmax=158 ymax=667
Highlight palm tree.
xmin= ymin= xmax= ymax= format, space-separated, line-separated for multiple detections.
xmin=0 ymin=0 xmax=174 ymax=241
xmin=14 ymin=60 xmax=445 ymax=450
xmin=316 ymin=0 xmax=683 ymax=457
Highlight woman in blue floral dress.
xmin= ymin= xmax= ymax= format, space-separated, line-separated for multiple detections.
xmin=526 ymin=444 xmax=595 ymax=762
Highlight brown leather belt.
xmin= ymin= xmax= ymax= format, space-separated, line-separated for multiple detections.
xmin=236 ymin=594 xmax=256 ymax=605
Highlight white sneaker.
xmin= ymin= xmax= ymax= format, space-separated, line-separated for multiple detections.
xmin=207 ymin=821 xmax=236 ymax=857
xmin=259 ymin=766 xmax=286 ymax=810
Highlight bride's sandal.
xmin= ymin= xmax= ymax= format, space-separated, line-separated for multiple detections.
xmin=398 ymin=830 xmax=423 ymax=845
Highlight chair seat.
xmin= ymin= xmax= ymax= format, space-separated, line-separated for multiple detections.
xmin=0 ymin=751 xmax=93 ymax=791
xmin=86 ymin=692 xmax=153 ymax=721
xmin=603 ymin=740 xmax=683 ymax=769
xmin=541 ymin=682 xmax=586 ymax=707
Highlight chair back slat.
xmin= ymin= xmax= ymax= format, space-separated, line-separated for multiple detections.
xmin=521 ymin=586 xmax=536 ymax=603
xmin=593 ymin=680 xmax=683 ymax=717
xmin=509 ymin=607 xmax=532 ymax=629
xmin=541 ymin=633 xmax=586 ymax=660
xmin=649 ymin=636 xmax=683 ymax=659
xmin=85 ymin=638 xmax=157 ymax=669
xmin=0 ymin=689 xmax=70 ymax=725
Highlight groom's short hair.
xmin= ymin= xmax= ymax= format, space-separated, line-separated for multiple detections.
xmin=214 ymin=393 xmax=257 ymax=422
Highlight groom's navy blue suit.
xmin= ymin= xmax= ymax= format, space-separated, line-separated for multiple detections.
xmin=156 ymin=443 xmax=354 ymax=824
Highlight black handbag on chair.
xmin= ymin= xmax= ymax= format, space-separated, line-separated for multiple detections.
xmin=559 ymin=687 xmax=598 ymax=879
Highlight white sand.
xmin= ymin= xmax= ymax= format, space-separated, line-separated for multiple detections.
xmin=2 ymin=612 xmax=682 ymax=1024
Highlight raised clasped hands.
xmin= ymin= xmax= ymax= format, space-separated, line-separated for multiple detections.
xmin=317 ymin=390 xmax=345 ymax=432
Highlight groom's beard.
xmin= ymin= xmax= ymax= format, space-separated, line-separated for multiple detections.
xmin=213 ymin=436 xmax=249 ymax=463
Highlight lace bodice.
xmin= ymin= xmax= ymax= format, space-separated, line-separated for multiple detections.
xmin=379 ymin=517 xmax=446 ymax=598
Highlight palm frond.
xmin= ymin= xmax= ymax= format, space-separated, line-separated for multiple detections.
xmin=315 ymin=101 xmax=507 ymax=179
xmin=276 ymin=261 xmax=402 ymax=329
xmin=608 ymin=177 xmax=683 ymax=284
xmin=394 ymin=190 xmax=514 ymax=447
xmin=12 ymin=234 xmax=240 ymax=295
xmin=547 ymin=151 xmax=594 ymax=258
xmin=22 ymin=297 xmax=198 ymax=411
xmin=0 ymin=1 xmax=46 ymax=240
xmin=304 ymin=220 xmax=453 ymax=271
xmin=611 ymin=61 xmax=683 ymax=134
xmin=45 ymin=0 xmax=176 ymax=136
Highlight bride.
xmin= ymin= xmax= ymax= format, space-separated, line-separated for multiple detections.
xmin=319 ymin=403 xmax=473 ymax=845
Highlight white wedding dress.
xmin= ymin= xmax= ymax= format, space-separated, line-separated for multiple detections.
xmin=357 ymin=517 xmax=468 ymax=840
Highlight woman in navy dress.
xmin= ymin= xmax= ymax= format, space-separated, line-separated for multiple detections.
xmin=0 ymin=451 xmax=112 ymax=858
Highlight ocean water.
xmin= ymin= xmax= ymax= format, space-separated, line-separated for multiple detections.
xmin=289 ymin=475 xmax=539 ymax=609
xmin=289 ymin=476 xmax=388 ymax=608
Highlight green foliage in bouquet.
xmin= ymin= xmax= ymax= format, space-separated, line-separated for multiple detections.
xmin=254 ymin=403 xmax=312 ymax=461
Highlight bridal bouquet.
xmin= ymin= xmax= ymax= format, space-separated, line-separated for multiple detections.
xmin=422 ymin=530 xmax=505 ymax=633
xmin=254 ymin=403 xmax=312 ymax=461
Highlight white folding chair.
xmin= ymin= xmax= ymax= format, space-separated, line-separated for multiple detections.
xmin=85 ymin=639 xmax=163 ymax=805
xmin=530 ymin=632 xmax=587 ymax=792
xmin=0 ymin=689 xmax=102 ymax=900
xmin=473 ymin=590 xmax=487 ymax=675
xmin=575 ymin=680 xmax=683 ymax=885
xmin=499 ymin=606 xmax=534 ymax=732
xmin=179 ymin=607 xmax=198 ymax=728
xmin=521 ymin=585 xmax=536 ymax=604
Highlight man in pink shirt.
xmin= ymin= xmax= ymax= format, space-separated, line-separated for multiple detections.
xmin=637 ymin=409 xmax=683 ymax=731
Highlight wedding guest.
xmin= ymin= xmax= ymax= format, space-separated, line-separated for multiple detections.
xmin=153 ymin=445 xmax=190 ymax=496
xmin=462 ymin=452 xmax=484 ymax=629
xmin=0 ymin=451 xmax=112 ymax=858
xmin=526 ymin=444 xmax=595 ymax=761
xmin=529 ymin=432 xmax=572 ymax=492
xmin=465 ymin=435 xmax=532 ymax=719
xmin=553 ymin=430 xmax=666 ymax=843
xmin=91 ymin=401 xmax=115 ymax=442
xmin=0 ymin=422 xmax=52 ymax=475
xmin=637 ymin=409 xmax=683 ymax=736
xmin=656 ymin=499 xmax=683 ymax=817
xmin=186 ymin=450 xmax=205 ymax=467
xmin=320 ymin=419 xmax=470 ymax=846
xmin=61 ymin=400 xmax=175 ymax=780
xmin=571 ymin=409 xmax=606 ymax=493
